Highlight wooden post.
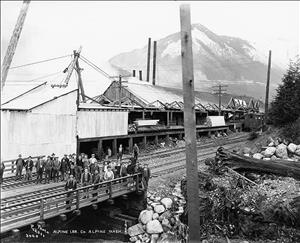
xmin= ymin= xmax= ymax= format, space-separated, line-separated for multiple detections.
xmin=1 ymin=0 xmax=30 ymax=89
xmin=264 ymin=50 xmax=272 ymax=124
xmin=152 ymin=41 xmax=157 ymax=85
xmin=132 ymin=70 xmax=136 ymax=77
xmin=74 ymin=50 xmax=86 ymax=102
xmin=129 ymin=137 xmax=133 ymax=153
xmin=167 ymin=111 xmax=170 ymax=127
xmin=146 ymin=38 xmax=151 ymax=82
xmin=154 ymin=136 xmax=158 ymax=145
xmin=139 ymin=70 xmax=142 ymax=81
xmin=180 ymin=4 xmax=200 ymax=241
xmin=108 ymin=181 xmax=112 ymax=198
xmin=76 ymin=190 xmax=80 ymax=209
xmin=142 ymin=110 xmax=145 ymax=119
xmin=112 ymin=139 xmax=117 ymax=156
xmin=143 ymin=136 xmax=147 ymax=148
xmin=98 ymin=140 xmax=102 ymax=160
xmin=40 ymin=199 xmax=44 ymax=221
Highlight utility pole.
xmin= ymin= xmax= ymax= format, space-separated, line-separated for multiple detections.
xmin=212 ymin=83 xmax=228 ymax=116
xmin=152 ymin=41 xmax=157 ymax=85
xmin=146 ymin=38 xmax=151 ymax=82
xmin=1 ymin=0 xmax=30 ymax=89
xmin=179 ymin=4 xmax=200 ymax=242
xmin=74 ymin=50 xmax=86 ymax=103
xmin=264 ymin=50 xmax=272 ymax=124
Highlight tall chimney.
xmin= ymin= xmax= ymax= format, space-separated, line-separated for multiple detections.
xmin=139 ymin=70 xmax=143 ymax=81
xmin=152 ymin=41 xmax=157 ymax=85
xmin=132 ymin=70 xmax=136 ymax=77
xmin=146 ymin=38 xmax=151 ymax=82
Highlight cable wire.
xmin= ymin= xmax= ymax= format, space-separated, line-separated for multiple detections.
xmin=9 ymin=54 xmax=71 ymax=70
xmin=79 ymin=55 xmax=111 ymax=78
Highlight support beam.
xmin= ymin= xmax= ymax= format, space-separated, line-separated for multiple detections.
xmin=143 ymin=136 xmax=147 ymax=148
xmin=142 ymin=110 xmax=145 ymax=120
xmin=112 ymin=139 xmax=117 ymax=156
xmin=139 ymin=70 xmax=143 ymax=81
xmin=74 ymin=50 xmax=86 ymax=103
xmin=167 ymin=111 xmax=170 ymax=127
xmin=155 ymin=136 xmax=158 ymax=145
xmin=98 ymin=140 xmax=103 ymax=160
xmin=129 ymin=137 xmax=133 ymax=153
xmin=179 ymin=4 xmax=200 ymax=241
xmin=146 ymin=38 xmax=151 ymax=82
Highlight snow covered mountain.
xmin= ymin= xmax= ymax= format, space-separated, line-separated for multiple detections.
xmin=109 ymin=24 xmax=287 ymax=100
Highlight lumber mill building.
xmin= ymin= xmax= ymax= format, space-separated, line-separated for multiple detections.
xmin=1 ymin=75 xmax=263 ymax=161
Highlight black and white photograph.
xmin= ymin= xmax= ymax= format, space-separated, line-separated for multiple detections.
xmin=0 ymin=1 xmax=299 ymax=242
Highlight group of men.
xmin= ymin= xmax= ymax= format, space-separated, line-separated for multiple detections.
xmin=7 ymin=143 xmax=142 ymax=186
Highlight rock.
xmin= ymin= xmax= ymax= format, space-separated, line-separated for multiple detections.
xmin=159 ymin=211 xmax=172 ymax=221
xmin=264 ymin=147 xmax=276 ymax=157
xmin=283 ymin=139 xmax=289 ymax=145
xmin=240 ymin=241 xmax=249 ymax=243
xmin=275 ymin=143 xmax=288 ymax=158
xmin=136 ymin=240 xmax=141 ymax=243
xmin=157 ymin=232 xmax=180 ymax=243
xmin=175 ymin=206 xmax=184 ymax=214
xmin=139 ymin=210 xmax=154 ymax=225
xmin=263 ymin=158 xmax=270 ymax=161
xmin=253 ymin=153 xmax=264 ymax=160
xmin=160 ymin=198 xmax=173 ymax=209
xmin=161 ymin=218 xmax=172 ymax=232
xmin=274 ymin=139 xmax=280 ymax=146
xmin=271 ymin=155 xmax=278 ymax=160
xmin=128 ymin=223 xmax=145 ymax=237
xmin=150 ymin=233 xmax=160 ymax=243
xmin=268 ymin=142 xmax=275 ymax=147
xmin=202 ymin=240 xmax=209 ymax=243
xmin=129 ymin=236 xmax=138 ymax=242
xmin=288 ymin=143 xmax=298 ymax=153
xmin=296 ymin=147 xmax=300 ymax=156
xmin=244 ymin=153 xmax=250 ymax=157
xmin=146 ymin=220 xmax=163 ymax=234
xmin=152 ymin=213 xmax=159 ymax=220
xmin=154 ymin=196 xmax=161 ymax=202
xmin=154 ymin=205 xmax=165 ymax=214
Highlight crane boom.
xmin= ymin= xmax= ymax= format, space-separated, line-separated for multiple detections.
xmin=1 ymin=0 xmax=30 ymax=90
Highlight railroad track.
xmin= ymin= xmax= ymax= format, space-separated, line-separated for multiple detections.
xmin=1 ymin=135 xmax=247 ymax=209
xmin=0 ymin=136 xmax=248 ymax=231
xmin=1 ymin=133 xmax=247 ymax=191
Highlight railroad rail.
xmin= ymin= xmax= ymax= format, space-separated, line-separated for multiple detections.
xmin=0 ymin=135 xmax=248 ymax=234
xmin=0 ymin=173 xmax=142 ymax=234
xmin=1 ymin=133 xmax=248 ymax=190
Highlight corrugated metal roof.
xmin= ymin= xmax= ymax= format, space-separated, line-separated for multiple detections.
xmin=78 ymin=103 xmax=127 ymax=111
xmin=1 ymin=82 xmax=77 ymax=111
xmin=123 ymin=78 xmax=204 ymax=108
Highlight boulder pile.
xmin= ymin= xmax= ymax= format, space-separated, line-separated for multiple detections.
xmin=127 ymin=183 xmax=187 ymax=243
xmin=244 ymin=137 xmax=300 ymax=161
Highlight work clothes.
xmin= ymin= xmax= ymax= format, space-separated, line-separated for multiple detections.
xmin=65 ymin=178 xmax=77 ymax=210
xmin=15 ymin=158 xmax=25 ymax=179
xmin=104 ymin=170 xmax=114 ymax=181
xmin=24 ymin=159 xmax=34 ymax=181
xmin=35 ymin=159 xmax=44 ymax=183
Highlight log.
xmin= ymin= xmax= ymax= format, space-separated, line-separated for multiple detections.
xmin=216 ymin=147 xmax=300 ymax=180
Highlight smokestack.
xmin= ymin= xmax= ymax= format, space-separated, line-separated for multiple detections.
xmin=132 ymin=70 xmax=136 ymax=77
xmin=139 ymin=70 xmax=143 ymax=81
xmin=146 ymin=38 xmax=151 ymax=82
xmin=152 ymin=41 xmax=157 ymax=85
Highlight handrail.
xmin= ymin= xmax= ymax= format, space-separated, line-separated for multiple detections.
xmin=1 ymin=173 xmax=142 ymax=210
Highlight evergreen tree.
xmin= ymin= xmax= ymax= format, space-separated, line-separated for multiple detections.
xmin=268 ymin=57 xmax=300 ymax=126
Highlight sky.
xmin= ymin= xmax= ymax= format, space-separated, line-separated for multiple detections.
xmin=1 ymin=1 xmax=299 ymax=93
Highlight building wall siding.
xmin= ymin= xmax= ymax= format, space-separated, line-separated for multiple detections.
xmin=1 ymin=92 xmax=77 ymax=161
xmin=77 ymin=110 xmax=128 ymax=139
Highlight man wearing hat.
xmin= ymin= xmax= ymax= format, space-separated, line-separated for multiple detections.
xmin=24 ymin=156 xmax=34 ymax=181
xmin=60 ymin=154 xmax=69 ymax=181
xmin=142 ymin=163 xmax=151 ymax=190
xmin=15 ymin=154 xmax=25 ymax=180
xmin=50 ymin=153 xmax=56 ymax=180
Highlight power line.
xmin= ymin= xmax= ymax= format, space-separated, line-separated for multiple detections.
xmin=9 ymin=54 xmax=71 ymax=70
xmin=212 ymin=84 xmax=228 ymax=116
xmin=6 ymin=71 xmax=63 ymax=83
